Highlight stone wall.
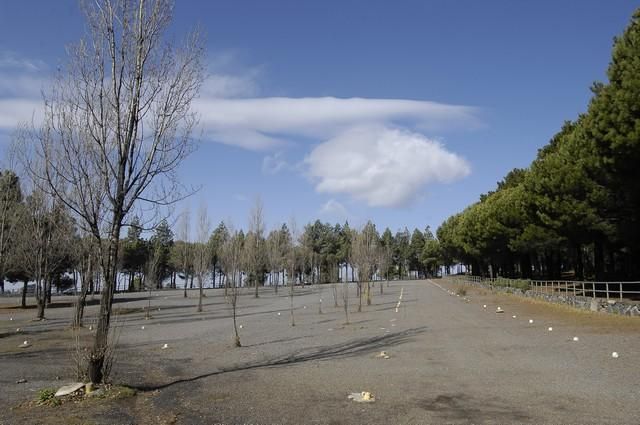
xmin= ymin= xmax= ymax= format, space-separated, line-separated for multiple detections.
xmin=468 ymin=282 xmax=640 ymax=317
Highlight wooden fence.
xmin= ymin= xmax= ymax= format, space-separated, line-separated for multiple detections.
xmin=447 ymin=275 xmax=640 ymax=301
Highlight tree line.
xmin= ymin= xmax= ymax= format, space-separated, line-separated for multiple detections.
xmin=436 ymin=9 xmax=640 ymax=281
xmin=0 ymin=181 xmax=443 ymax=301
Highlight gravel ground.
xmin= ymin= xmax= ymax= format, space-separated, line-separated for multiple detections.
xmin=0 ymin=279 xmax=639 ymax=424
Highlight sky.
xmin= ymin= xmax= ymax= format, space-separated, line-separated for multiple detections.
xmin=0 ymin=0 xmax=638 ymax=236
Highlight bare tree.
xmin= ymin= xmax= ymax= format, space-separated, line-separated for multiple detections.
xmin=351 ymin=221 xmax=380 ymax=310
xmin=176 ymin=208 xmax=192 ymax=298
xmin=246 ymin=196 xmax=265 ymax=298
xmin=285 ymin=218 xmax=298 ymax=327
xmin=14 ymin=190 xmax=74 ymax=320
xmin=73 ymin=233 xmax=98 ymax=328
xmin=220 ymin=225 xmax=244 ymax=347
xmin=17 ymin=0 xmax=204 ymax=383
xmin=193 ymin=203 xmax=211 ymax=312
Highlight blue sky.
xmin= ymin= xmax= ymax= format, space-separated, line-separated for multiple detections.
xmin=0 ymin=1 xmax=638 ymax=236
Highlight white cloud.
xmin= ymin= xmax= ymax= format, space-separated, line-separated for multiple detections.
xmin=319 ymin=199 xmax=350 ymax=221
xmin=0 ymin=98 xmax=43 ymax=130
xmin=194 ymin=96 xmax=480 ymax=150
xmin=262 ymin=151 xmax=290 ymax=174
xmin=0 ymin=51 xmax=46 ymax=72
xmin=305 ymin=125 xmax=471 ymax=208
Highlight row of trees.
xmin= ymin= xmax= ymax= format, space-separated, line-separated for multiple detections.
xmin=437 ymin=9 xmax=640 ymax=281
xmin=0 ymin=177 xmax=445 ymax=303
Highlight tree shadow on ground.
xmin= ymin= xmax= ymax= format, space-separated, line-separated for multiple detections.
xmin=131 ymin=326 xmax=428 ymax=392
xmin=416 ymin=392 xmax=531 ymax=423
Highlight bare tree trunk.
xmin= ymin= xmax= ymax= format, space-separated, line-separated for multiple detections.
xmin=290 ymin=270 xmax=295 ymax=327
xmin=197 ymin=275 xmax=203 ymax=312
xmin=88 ymin=225 xmax=121 ymax=384
xmin=73 ymin=256 xmax=92 ymax=328
xmin=46 ymin=278 xmax=52 ymax=305
xmin=21 ymin=280 xmax=28 ymax=308
xmin=232 ymin=293 xmax=241 ymax=347
xmin=343 ymin=279 xmax=349 ymax=324
xmin=36 ymin=278 xmax=46 ymax=320
xmin=255 ymin=273 xmax=259 ymax=298
xmin=367 ymin=281 xmax=372 ymax=305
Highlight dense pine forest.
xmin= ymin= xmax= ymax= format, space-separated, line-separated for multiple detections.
xmin=436 ymin=10 xmax=640 ymax=281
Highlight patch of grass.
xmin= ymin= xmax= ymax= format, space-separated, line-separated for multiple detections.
xmin=109 ymin=385 xmax=137 ymax=399
xmin=37 ymin=388 xmax=61 ymax=406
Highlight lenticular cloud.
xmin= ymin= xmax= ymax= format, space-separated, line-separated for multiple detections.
xmin=305 ymin=125 xmax=470 ymax=208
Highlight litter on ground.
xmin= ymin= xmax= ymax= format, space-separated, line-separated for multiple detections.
xmin=348 ymin=391 xmax=375 ymax=402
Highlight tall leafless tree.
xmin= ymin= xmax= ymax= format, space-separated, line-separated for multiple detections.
xmin=176 ymin=208 xmax=192 ymax=298
xmin=246 ymin=196 xmax=265 ymax=298
xmin=18 ymin=0 xmax=204 ymax=383
xmin=351 ymin=221 xmax=380 ymax=310
xmin=193 ymin=203 xmax=211 ymax=312
xmin=220 ymin=224 xmax=244 ymax=347
xmin=285 ymin=218 xmax=299 ymax=327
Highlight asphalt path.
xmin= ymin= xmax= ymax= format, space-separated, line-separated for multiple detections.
xmin=1 ymin=279 xmax=638 ymax=424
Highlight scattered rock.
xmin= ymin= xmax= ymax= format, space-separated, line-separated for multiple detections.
xmin=19 ymin=340 xmax=31 ymax=348
xmin=55 ymin=382 xmax=85 ymax=397
xmin=277 ymin=312 xmax=281 ymax=316
xmin=512 ymin=315 xmax=517 ymax=319
xmin=483 ymin=305 xmax=487 ymax=309
xmin=607 ymin=300 xmax=616 ymax=305
xmin=590 ymin=299 xmax=599 ymax=312
xmin=496 ymin=307 xmax=504 ymax=313
xmin=612 ymin=352 xmax=619 ymax=358
xmin=529 ymin=319 xmax=534 ymax=324
xmin=548 ymin=327 xmax=553 ymax=331
xmin=141 ymin=326 xmax=145 ymax=330
xmin=239 ymin=325 xmax=243 ymax=329
xmin=15 ymin=379 xmax=27 ymax=384
xmin=16 ymin=328 xmax=20 ymax=332
xmin=87 ymin=387 xmax=105 ymax=398
xmin=10 ymin=317 xmax=13 ymax=321
xmin=348 ymin=391 xmax=375 ymax=402
xmin=161 ymin=343 xmax=169 ymax=349
xmin=572 ymin=336 xmax=579 ymax=342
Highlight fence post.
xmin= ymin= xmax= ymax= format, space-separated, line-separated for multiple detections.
xmin=581 ymin=281 xmax=585 ymax=297
xmin=573 ymin=282 xmax=576 ymax=297
xmin=606 ymin=282 xmax=610 ymax=300
xmin=619 ymin=282 xmax=623 ymax=300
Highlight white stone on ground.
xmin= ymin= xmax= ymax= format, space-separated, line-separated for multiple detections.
xmin=54 ymin=382 xmax=85 ymax=397
xmin=612 ymin=352 xmax=619 ymax=358
xmin=348 ymin=391 xmax=375 ymax=402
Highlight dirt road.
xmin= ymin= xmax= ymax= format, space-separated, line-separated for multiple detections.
xmin=1 ymin=279 xmax=638 ymax=424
